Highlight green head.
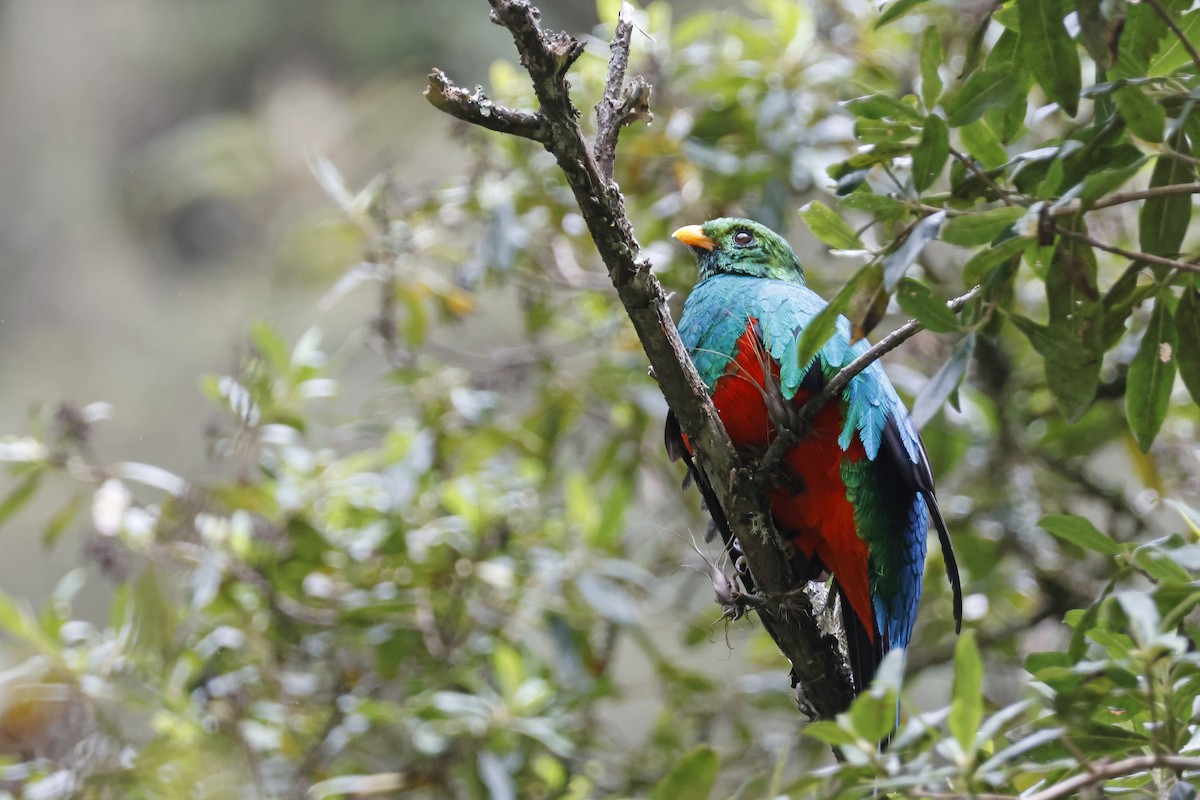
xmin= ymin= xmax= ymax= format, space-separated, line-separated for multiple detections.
xmin=672 ymin=217 xmax=805 ymax=284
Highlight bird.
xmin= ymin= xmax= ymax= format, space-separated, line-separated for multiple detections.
xmin=665 ymin=217 xmax=962 ymax=701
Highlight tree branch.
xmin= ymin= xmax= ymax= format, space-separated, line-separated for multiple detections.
xmin=1054 ymin=225 xmax=1200 ymax=275
xmin=1145 ymin=0 xmax=1200 ymax=74
xmin=424 ymin=68 xmax=546 ymax=141
xmin=594 ymin=3 xmax=653 ymax=181
xmin=427 ymin=0 xmax=854 ymax=717
xmin=1051 ymin=181 xmax=1200 ymax=216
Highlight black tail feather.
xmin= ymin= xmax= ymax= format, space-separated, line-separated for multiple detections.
xmin=838 ymin=583 xmax=883 ymax=697
xmin=926 ymin=493 xmax=963 ymax=634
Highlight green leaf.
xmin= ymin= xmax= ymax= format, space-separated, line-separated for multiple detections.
xmin=837 ymin=193 xmax=907 ymax=215
xmin=1078 ymin=0 xmax=1127 ymax=70
xmin=883 ymin=210 xmax=945 ymax=290
xmin=1018 ymin=0 xmax=1082 ymax=116
xmin=1113 ymin=3 xmax=1165 ymax=79
xmin=1113 ymin=84 xmax=1165 ymax=142
xmin=1126 ymin=298 xmax=1178 ymax=451
xmin=1149 ymin=10 xmax=1200 ymax=75
xmin=843 ymin=93 xmax=922 ymax=122
xmin=1140 ymin=137 xmax=1196 ymax=270
xmin=795 ymin=267 xmax=868 ymax=369
xmin=42 ymin=491 xmax=87 ymax=549
xmin=875 ymin=0 xmax=932 ymax=28
xmin=963 ymin=235 xmax=1033 ymax=286
xmin=911 ymin=114 xmax=949 ymax=191
xmin=941 ymin=207 xmax=1025 ymax=247
xmin=492 ymin=643 xmax=525 ymax=701
xmin=920 ymin=28 xmax=944 ymax=110
xmin=845 ymin=262 xmax=889 ymax=342
xmin=847 ymin=686 xmax=897 ymax=744
xmin=896 ymin=278 xmax=961 ymax=333
xmin=310 ymin=774 xmax=406 ymax=799
xmin=803 ymin=720 xmax=859 ymax=747
xmin=1010 ymin=315 xmax=1100 ymax=422
xmin=651 ymin=745 xmax=720 ymax=800
xmin=912 ymin=332 xmax=976 ymax=428
xmin=0 ymin=471 xmax=42 ymax=528
xmin=799 ymin=200 xmax=864 ymax=250
xmin=1079 ymin=158 xmax=1148 ymax=209
xmin=1039 ymin=514 xmax=1122 ymax=556
xmin=984 ymin=30 xmax=1029 ymax=143
xmin=958 ymin=119 xmax=1008 ymax=169
xmin=945 ymin=65 xmax=1022 ymax=127
xmin=1175 ymin=285 xmax=1200 ymax=404
xmin=949 ymin=630 xmax=983 ymax=754
xmin=1115 ymin=590 xmax=1161 ymax=645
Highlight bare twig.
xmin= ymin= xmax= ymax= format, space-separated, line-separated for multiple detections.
xmin=424 ymin=69 xmax=545 ymax=141
xmin=950 ymin=147 xmax=1015 ymax=205
xmin=923 ymin=753 xmax=1200 ymax=798
xmin=1054 ymin=225 xmax=1200 ymax=274
xmin=427 ymin=0 xmax=855 ymax=716
xmin=758 ymin=285 xmax=982 ymax=480
xmin=1051 ymin=181 xmax=1200 ymax=216
xmin=594 ymin=3 xmax=653 ymax=181
xmin=1146 ymin=0 xmax=1200 ymax=74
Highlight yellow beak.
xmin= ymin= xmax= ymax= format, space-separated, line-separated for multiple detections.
xmin=672 ymin=225 xmax=715 ymax=251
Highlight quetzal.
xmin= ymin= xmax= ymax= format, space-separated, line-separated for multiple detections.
xmin=665 ymin=217 xmax=962 ymax=697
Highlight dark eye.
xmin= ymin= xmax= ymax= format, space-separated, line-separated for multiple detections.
xmin=733 ymin=229 xmax=754 ymax=246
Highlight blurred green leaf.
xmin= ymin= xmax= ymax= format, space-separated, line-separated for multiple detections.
xmin=920 ymin=28 xmax=944 ymax=111
xmin=1039 ymin=514 xmax=1123 ymax=556
xmin=843 ymin=94 xmax=921 ymax=122
xmin=0 ymin=471 xmax=42 ymax=528
xmin=875 ymin=0 xmax=931 ymax=28
xmin=949 ymin=630 xmax=983 ymax=754
xmin=651 ymin=745 xmax=719 ymax=800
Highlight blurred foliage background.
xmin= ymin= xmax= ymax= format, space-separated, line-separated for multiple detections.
xmin=0 ymin=0 xmax=1198 ymax=798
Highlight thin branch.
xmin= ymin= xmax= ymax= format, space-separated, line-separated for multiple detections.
xmin=594 ymin=3 xmax=653 ymax=181
xmin=950 ymin=147 xmax=1015 ymax=205
xmin=1022 ymin=754 xmax=1200 ymax=800
xmin=923 ymin=754 xmax=1200 ymax=800
xmin=1146 ymin=0 xmax=1200 ymax=74
xmin=427 ymin=0 xmax=855 ymax=717
xmin=1054 ymin=225 xmax=1200 ymax=274
xmin=424 ymin=68 xmax=546 ymax=141
xmin=1052 ymin=181 xmax=1200 ymax=216
xmin=758 ymin=285 xmax=981 ymax=480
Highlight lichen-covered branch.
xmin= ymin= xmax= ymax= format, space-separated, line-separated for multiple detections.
xmin=424 ymin=69 xmax=545 ymax=141
xmin=594 ymin=3 xmax=653 ymax=181
xmin=427 ymin=0 xmax=854 ymax=718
